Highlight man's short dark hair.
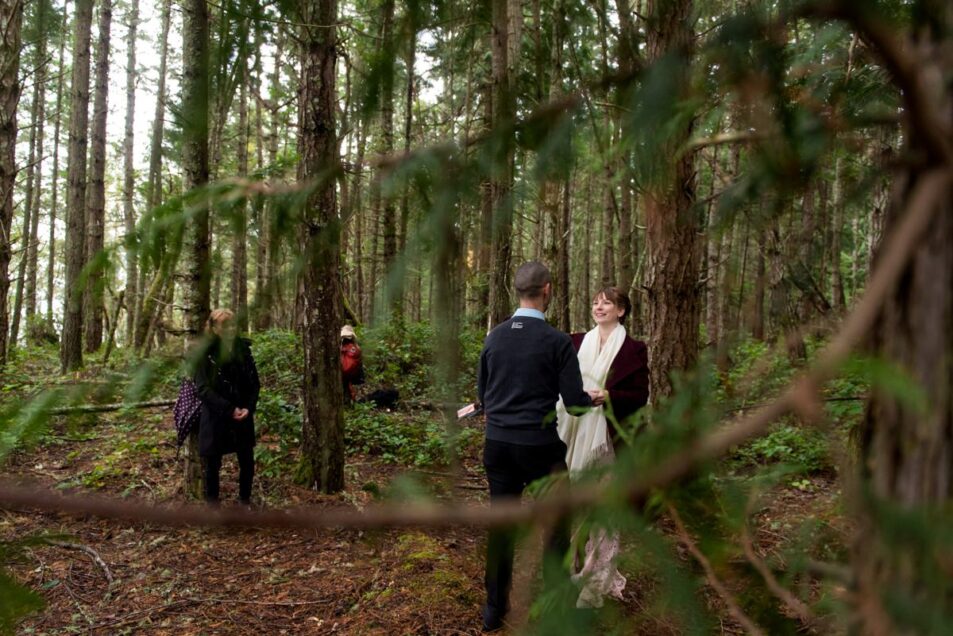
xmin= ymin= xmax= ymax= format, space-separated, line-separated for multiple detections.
xmin=514 ymin=261 xmax=552 ymax=299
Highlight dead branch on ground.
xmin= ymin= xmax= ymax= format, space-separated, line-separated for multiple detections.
xmin=47 ymin=540 xmax=114 ymax=584
xmin=668 ymin=504 xmax=765 ymax=636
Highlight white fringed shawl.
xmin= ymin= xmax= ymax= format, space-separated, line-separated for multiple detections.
xmin=556 ymin=323 xmax=626 ymax=474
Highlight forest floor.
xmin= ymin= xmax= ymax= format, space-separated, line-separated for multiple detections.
xmin=1 ymin=395 xmax=848 ymax=635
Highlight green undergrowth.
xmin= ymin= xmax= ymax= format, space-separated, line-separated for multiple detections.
xmin=717 ymin=336 xmax=872 ymax=478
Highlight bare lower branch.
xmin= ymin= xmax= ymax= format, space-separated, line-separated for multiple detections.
xmin=740 ymin=521 xmax=821 ymax=629
xmin=668 ymin=504 xmax=766 ymax=636
xmin=0 ymin=169 xmax=946 ymax=542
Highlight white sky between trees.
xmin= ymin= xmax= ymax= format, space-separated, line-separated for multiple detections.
xmin=13 ymin=0 xmax=441 ymax=330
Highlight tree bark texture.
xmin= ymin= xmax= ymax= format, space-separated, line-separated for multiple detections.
xmin=47 ymin=1 xmax=70 ymax=324
xmin=181 ymin=0 xmax=211 ymax=499
xmin=855 ymin=14 xmax=953 ymax=629
xmin=84 ymin=0 xmax=112 ymax=353
xmin=378 ymin=0 xmax=398 ymax=316
xmin=136 ymin=0 xmax=172 ymax=343
xmin=122 ymin=0 xmax=139 ymax=344
xmin=8 ymin=71 xmax=36 ymax=350
xmin=25 ymin=0 xmax=47 ymax=325
xmin=0 ymin=0 xmax=22 ymax=366
xmin=487 ymin=0 xmax=514 ymax=327
xmin=61 ymin=0 xmax=95 ymax=372
xmin=643 ymin=0 xmax=699 ymax=400
xmin=231 ymin=55 xmax=249 ymax=331
xmin=297 ymin=0 xmax=345 ymax=493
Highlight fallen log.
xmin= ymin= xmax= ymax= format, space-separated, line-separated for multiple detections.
xmin=48 ymin=399 xmax=176 ymax=416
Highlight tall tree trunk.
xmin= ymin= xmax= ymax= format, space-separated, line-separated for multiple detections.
xmin=136 ymin=0 xmax=172 ymax=344
xmin=704 ymin=147 xmax=722 ymax=350
xmin=251 ymin=40 xmax=267 ymax=331
xmin=181 ymin=0 xmax=211 ymax=499
xmin=84 ymin=0 xmax=112 ymax=353
xmin=474 ymin=81 xmax=492 ymax=329
xmin=231 ymin=53 xmax=249 ymax=332
xmin=644 ymin=0 xmax=698 ymax=400
xmin=122 ymin=0 xmax=139 ymax=344
xmin=556 ymin=176 xmax=571 ymax=332
xmin=617 ymin=155 xmax=635 ymax=295
xmin=351 ymin=114 xmax=367 ymax=322
xmin=378 ymin=0 xmax=398 ymax=316
xmin=749 ymin=225 xmax=766 ymax=341
xmin=61 ymin=0 xmax=95 ymax=372
xmin=0 ymin=0 xmax=22 ymax=367
xmin=577 ymin=175 xmax=593 ymax=330
xmin=8 ymin=73 xmax=37 ymax=350
xmin=397 ymin=28 xmax=416 ymax=318
xmin=297 ymin=0 xmax=344 ymax=493
xmin=488 ymin=0 xmax=515 ymax=326
xmin=25 ymin=3 xmax=48 ymax=327
xmin=854 ymin=11 xmax=952 ymax=628
xmin=47 ymin=1 xmax=69 ymax=325
xmin=255 ymin=25 xmax=285 ymax=331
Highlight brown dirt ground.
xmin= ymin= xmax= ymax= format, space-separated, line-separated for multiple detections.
xmin=1 ymin=408 xmax=848 ymax=635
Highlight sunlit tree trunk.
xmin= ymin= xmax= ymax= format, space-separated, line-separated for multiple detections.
xmin=61 ymin=0 xmax=94 ymax=372
xmin=0 ymin=0 xmax=22 ymax=366
xmin=84 ymin=0 xmax=112 ymax=353
xmin=644 ymin=0 xmax=699 ymax=399
xmin=297 ymin=0 xmax=344 ymax=493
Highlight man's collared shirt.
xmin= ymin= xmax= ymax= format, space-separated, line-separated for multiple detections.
xmin=512 ymin=307 xmax=546 ymax=321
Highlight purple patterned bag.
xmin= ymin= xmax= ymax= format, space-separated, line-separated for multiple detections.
xmin=172 ymin=378 xmax=201 ymax=447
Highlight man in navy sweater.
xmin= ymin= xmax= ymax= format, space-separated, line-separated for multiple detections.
xmin=477 ymin=261 xmax=602 ymax=632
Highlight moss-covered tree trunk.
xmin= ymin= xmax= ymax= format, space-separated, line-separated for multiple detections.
xmin=297 ymin=0 xmax=345 ymax=493
xmin=181 ymin=0 xmax=211 ymax=499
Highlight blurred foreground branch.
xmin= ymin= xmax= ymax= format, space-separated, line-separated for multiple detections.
xmin=0 ymin=169 xmax=947 ymax=536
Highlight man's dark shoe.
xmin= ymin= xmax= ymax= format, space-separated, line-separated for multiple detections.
xmin=481 ymin=606 xmax=504 ymax=633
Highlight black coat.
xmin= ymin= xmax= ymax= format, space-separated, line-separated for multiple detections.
xmin=192 ymin=336 xmax=261 ymax=457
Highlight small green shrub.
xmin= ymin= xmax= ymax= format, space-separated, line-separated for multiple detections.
xmin=731 ymin=423 xmax=831 ymax=474
xmin=360 ymin=321 xmax=483 ymax=403
xmin=344 ymin=402 xmax=478 ymax=466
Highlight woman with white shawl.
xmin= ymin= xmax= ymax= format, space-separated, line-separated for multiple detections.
xmin=556 ymin=286 xmax=650 ymax=608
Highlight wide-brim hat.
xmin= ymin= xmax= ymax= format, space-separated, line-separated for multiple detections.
xmin=340 ymin=325 xmax=356 ymax=339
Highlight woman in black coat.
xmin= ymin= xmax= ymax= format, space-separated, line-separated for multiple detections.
xmin=192 ymin=309 xmax=260 ymax=504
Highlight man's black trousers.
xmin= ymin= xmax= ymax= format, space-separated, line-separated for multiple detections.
xmin=483 ymin=438 xmax=571 ymax=623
